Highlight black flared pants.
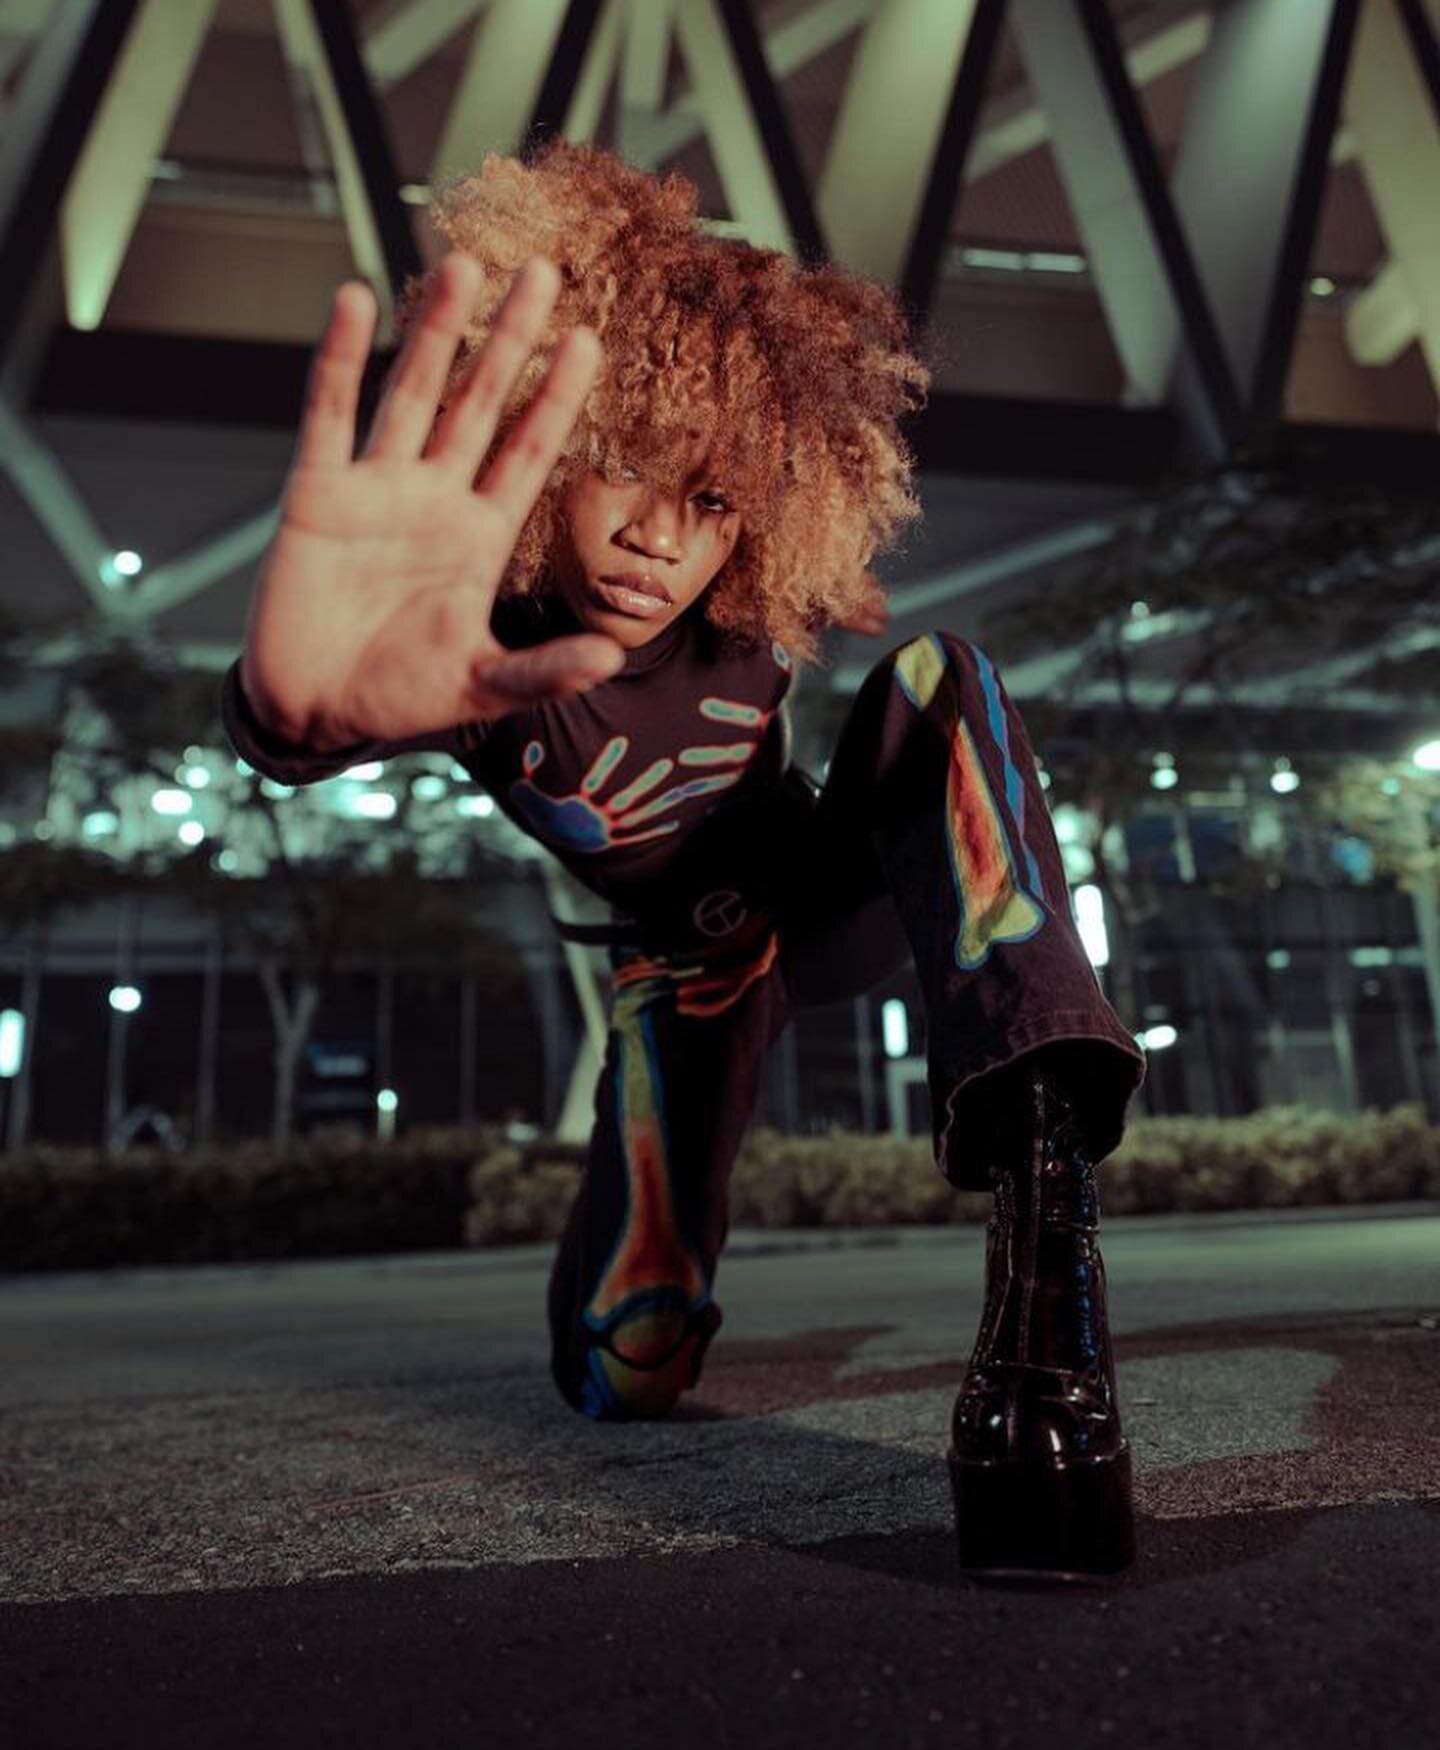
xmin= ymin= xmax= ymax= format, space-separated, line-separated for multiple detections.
xmin=548 ymin=632 xmax=1147 ymax=1419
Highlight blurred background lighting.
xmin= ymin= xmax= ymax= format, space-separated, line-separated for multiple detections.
xmin=881 ymin=998 xmax=909 ymax=1059
xmin=343 ymin=761 xmax=384 ymax=781
xmin=81 ymin=811 xmax=118 ymax=837
xmin=181 ymin=765 xmax=211 ymax=788
xmin=1350 ymin=946 xmax=1393 ymax=967
xmin=150 ymin=788 xmax=192 ymax=815
xmin=1139 ymin=1023 xmax=1178 ymax=1050
xmin=1267 ymin=949 xmax=1292 ymax=971
xmin=259 ymin=779 xmax=294 ymax=799
xmin=1270 ymin=757 xmax=1300 ymax=794
xmin=177 ymin=820 xmax=206 ymax=846
xmin=456 ymin=794 xmax=496 ymax=818
xmin=108 ymin=985 xmax=142 ymax=1013
xmin=0 ymin=1009 xmax=23 ymax=1078
xmin=1150 ymin=765 xmax=1179 ymax=791
xmin=352 ymin=792 xmax=398 ymax=820
xmin=1074 ymin=883 xmax=1110 ymax=967
xmin=376 ymin=1086 xmax=399 ymax=1142
xmin=411 ymin=775 xmax=447 ymax=800
xmin=1412 ymin=738 xmax=1440 ymax=772
xmin=99 ymin=549 xmax=143 ymax=589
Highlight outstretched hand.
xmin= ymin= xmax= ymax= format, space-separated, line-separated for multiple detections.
xmin=239 ymin=252 xmax=624 ymax=751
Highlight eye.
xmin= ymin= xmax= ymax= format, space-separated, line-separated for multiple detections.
xmin=694 ymin=491 xmax=732 ymax=516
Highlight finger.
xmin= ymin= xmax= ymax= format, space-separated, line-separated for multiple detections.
xmin=292 ymin=281 xmax=375 ymax=472
xmin=365 ymin=254 xmax=549 ymax=463
xmin=470 ymin=632 xmax=624 ymax=708
xmin=476 ymin=325 xmax=602 ymax=532
xmin=426 ymin=256 xmax=571 ymax=479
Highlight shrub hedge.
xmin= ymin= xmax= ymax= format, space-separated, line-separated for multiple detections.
xmin=1 ymin=1105 xmax=1436 ymax=1273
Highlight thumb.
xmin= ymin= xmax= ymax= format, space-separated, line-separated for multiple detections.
xmin=471 ymin=632 xmax=625 ymax=707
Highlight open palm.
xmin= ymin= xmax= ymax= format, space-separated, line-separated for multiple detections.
xmin=240 ymin=252 xmax=623 ymax=752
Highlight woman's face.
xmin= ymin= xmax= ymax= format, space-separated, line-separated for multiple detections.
xmin=550 ymin=441 xmax=742 ymax=648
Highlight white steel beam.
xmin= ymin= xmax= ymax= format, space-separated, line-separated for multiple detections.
xmin=671 ymin=0 xmax=797 ymax=254
xmin=617 ymin=0 xmax=676 ymax=161
xmin=566 ymin=0 xmax=625 ymax=145
xmin=126 ymin=503 xmax=281 ymax=621
xmin=273 ymin=0 xmax=397 ymax=329
xmin=1345 ymin=260 xmax=1417 ymax=367
xmin=815 ymin=0 xmax=978 ymax=284
xmin=1163 ymin=0 xmax=1345 ymax=406
xmin=363 ymin=0 xmax=488 ymax=87
xmin=1008 ymin=0 xmax=1221 ymax=416
xmin=1340 ymin=0 xmax=1440 ymax=395
xmin=623 ymin=0 xmax=872 ymax=169
xmin=0 ymin=401 xmax=126 ymax=616
xmin=429 ymin=0 xmax=570 ymax=185
xmin=58 ymin=0 xmax=220 ymax=332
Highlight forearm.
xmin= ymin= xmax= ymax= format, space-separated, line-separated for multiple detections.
xmin=220 ymin=660 xmax=453 ymax=786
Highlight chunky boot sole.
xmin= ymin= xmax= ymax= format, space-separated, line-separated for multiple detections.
xmin=948 ymin=1442 xmax=1135 ymax=1582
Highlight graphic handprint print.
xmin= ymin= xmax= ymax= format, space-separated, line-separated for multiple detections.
xmin=508 ymin=696 xmax=772 ymax=853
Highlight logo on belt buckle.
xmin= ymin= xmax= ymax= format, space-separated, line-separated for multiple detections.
xmin=692 ymin=889 xmax=748 ymax=937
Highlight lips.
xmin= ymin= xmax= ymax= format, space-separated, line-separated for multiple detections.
xmin=601 ymin=572 xmax=672 ymax=603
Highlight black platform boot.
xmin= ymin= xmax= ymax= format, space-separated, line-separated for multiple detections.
xmin=948 ymin=1054 xmax=1136 ymax=1582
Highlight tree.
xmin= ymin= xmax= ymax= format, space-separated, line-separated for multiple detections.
xmin=977 ymin=462 xmax=1440 ymax=1034
xmin=15 ymin=632 xmax=532 ymax=1151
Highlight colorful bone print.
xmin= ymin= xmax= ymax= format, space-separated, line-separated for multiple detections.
xmin=892 ymin=634 xmax=1048 ymax=970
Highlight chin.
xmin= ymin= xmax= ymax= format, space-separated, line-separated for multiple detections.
xmin=577 ymin=590 xmax=679 ymax=644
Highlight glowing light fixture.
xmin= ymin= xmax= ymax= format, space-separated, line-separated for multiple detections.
xmin=150 ymin=788 xmax=192 ymax=816
xmin=456 ymin=794 xmax=496 ymax=818
xmin=353 ymin=792 xmax=398 ymax=820
xmin=1073 ymin=884 xmax=1110 ymax=967
xmin=1138 ymin=1023 xmax=1177 ymax=1050
xmin=0 ymin=1009 xmax=23 ymax=1077
xmin=881 ymin=998 xmax=909 ymax=1059
xmin=1270 ymin=757 xmax=1300 ymax=794
xmin=376 ymin=1086 xmax=399 ymax=1142
xmin=108 ymin=985 xmax=142 ymax=1013
xmin=1412 ymin=738 xmax=1440 ymax=772
xmin=178 ymin=820 xmax=206 ymax=846
xmin=99 ymin=549 xmax=143 ymax=589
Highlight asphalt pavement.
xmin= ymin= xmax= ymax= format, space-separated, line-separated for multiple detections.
xmin=2 ymin=1202 xmax=1438 ymax=1749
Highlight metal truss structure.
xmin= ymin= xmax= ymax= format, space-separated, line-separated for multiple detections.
xmin=1 ymin=0 xmax=1438 ymax=734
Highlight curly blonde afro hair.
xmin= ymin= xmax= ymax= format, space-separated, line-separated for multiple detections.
xmin=391 ymin=138 xmax=929 ymax=666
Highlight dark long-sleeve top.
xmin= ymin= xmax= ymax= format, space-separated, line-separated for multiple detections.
xmin=220 ymin=592 xmax=800 ymax=929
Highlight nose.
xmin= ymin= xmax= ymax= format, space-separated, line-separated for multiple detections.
xmin=619 ymin=488 xmax=683 ymax=561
